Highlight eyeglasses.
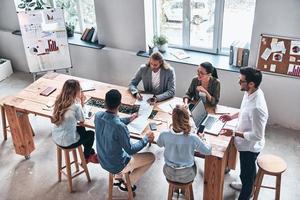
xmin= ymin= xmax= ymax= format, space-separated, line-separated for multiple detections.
xmin=197 ymin=71 xmax=208 ymax=76
xmin=238 ymin=79 xmax=247 ymax=84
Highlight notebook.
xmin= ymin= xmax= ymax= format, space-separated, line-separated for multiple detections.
xmin=191 ymin=100 xmax=225 ymax=136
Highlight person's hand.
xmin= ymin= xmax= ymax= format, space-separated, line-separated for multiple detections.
xmin=146 ymin=131 xmax=154 ymax=143
xmin=147 ymin=97 xmax=157 ymax=105
xmin=220 ymin=128 xmax=233 ymax=137
xmin=219 ymin=114 xmax=232 ymax=122
xmin=197 ymin=132 xmax=205 ymax=139
xmin=129 ymin=113 xmax=138 ymax=122
xmin=80 ymin=91 xmax=86 ymax=105
xmin=136 ymin=92 xmax=143 ymax=100
xmin=196 ymin=86 xmax=207 ymax=93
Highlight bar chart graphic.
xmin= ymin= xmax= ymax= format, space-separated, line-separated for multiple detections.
xmin=287 ymin=64 xmax=300 ymax=77
xmin=45 ymin=39 xmax=59 ymax=52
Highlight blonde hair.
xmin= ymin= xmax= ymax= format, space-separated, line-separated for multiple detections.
xmin=52 ymin=79 xmax=81 ymax=125
xmin=171 ymin=105 xmax=191 ymax=135
xmin=147 ymin=52 xmax=170 ymax=69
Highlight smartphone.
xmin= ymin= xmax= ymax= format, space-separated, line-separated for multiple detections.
xmin=149 ymin=123 xmax=157 ymax=131
xmin=40 ymin=87 xmax=56 ymax=96
xmin=197 ymin=124 xmax=205 ymax=133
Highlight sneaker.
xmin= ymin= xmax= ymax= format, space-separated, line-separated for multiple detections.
xmin=178 ymin=193 xmax=186 ymax=200
xmin=172 ymin=191 xmax=179 ymax=200
xmin=86 ymin=153 xmax=99 ymax=164
xmin=230 ymin=181 xmax=242 ymax=191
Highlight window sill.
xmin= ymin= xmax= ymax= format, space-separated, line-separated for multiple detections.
xmin=11 ymin=31 xmax=105 ymax=50
xmin=137 ymin=48 xmax=240 ymax=73
xmin=68 ymin=33 xmax=105 ymax=49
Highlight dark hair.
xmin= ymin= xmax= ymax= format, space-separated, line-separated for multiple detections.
xmin=147 ymin=52 xmax=170 ymax=69
xmin=105 ymin=89 xmax=122 ymax=110
xmin=240 ymin=67 xmax=262 ymax=88
xmin=200 ymin=62 xmax=218 ymax=78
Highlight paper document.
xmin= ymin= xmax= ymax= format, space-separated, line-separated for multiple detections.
xmin=128 ymin=102 xmax=154 ymax=134
xmin=134 ymin=94 xmax=154 ymax=105
xmin=271 ymin=41 xmax=285 ymax=53
xmin=261 ymin=48 xmax=272 ymax=60
xmin=157 ymin=98 xmax=184 ymax=113
xmin=81 ymin=81 xmax=95 ymax=92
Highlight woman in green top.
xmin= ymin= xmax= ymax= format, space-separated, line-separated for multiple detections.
xmin=183 ymin=62 xmax=220 ymax=109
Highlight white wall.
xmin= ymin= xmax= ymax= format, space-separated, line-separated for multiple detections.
xmin=0 ymin=0 xmax=300 ymax=130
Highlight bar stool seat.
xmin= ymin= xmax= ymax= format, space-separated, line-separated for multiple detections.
xmin=108 ymin=172 xmax=134 ymax=200
xmin=253 ymin=154 xmax=287 ymax=200
xmin=167 ymin=179 xmax=194 ymax=200
xmin=56 ymin=145 xmax=91 ymax=192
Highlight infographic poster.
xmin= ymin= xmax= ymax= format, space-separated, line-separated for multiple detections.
xmin=17 ymin=8 xmax=71 ymax=73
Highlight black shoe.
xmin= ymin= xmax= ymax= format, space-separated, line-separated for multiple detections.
xmin=118 ymin=182 xmax=137 ymax=192
xmin=113 ymin=179 xmax=123 ymax=186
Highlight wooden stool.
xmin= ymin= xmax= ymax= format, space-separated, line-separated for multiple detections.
xmin=167 ymin=180 xmax=194 ymax=200
xmin=108 ymin=172 xmax=134 ymax=200
xmin=56 ymin=145 xmax=91 ymax=192
xmin=253 ymin=154 xmax=287 ymax=200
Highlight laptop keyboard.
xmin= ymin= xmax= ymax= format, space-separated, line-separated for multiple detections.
xmin=204 ymin=116 xmax=218 ymax=129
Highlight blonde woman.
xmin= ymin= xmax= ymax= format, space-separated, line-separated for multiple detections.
xmin=52 ymin=79 xmax=98 ymax=164
xmin=157 ymin=105 xmax=212 ymax=184
xmin=129 ymin=52 xmax=176 ymax=103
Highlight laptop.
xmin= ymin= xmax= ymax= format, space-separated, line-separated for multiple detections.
xmin=191 ymin=100 xmax=225 ymax=136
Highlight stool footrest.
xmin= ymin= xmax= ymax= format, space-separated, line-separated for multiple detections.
xmin=260 ymin=185 xmax=276 ymax=190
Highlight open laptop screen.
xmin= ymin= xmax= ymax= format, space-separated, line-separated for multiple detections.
xmin=191 ymin=100 xmax=207 ymax=127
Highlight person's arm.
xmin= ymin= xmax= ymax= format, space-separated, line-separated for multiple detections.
xmin=207 ymin=79 xmax=220 ymax=106
xmin=194 ymin=135 xmax=212 ymax=155
xmin=183 ymin=78 xmax=196 ymax=104
xmin=120 ymin=113 xmax=138 ymax=125
xmin=242 ymin=108 xmax=268 ymax=141
xmin=128 ymin=66 xmax=143 ymax=96
xmin=156 ymin=132 xmax=165 ymax=147
xmin=155 ymin=68 xmax=176 ymax=102
xmin=75 ymin=103 xmax=85 ymax=124
xmin=118 ymin=125 xmax=149 ymax=155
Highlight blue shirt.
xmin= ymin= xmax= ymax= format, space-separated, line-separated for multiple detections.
xmin=157 ymin=129 xmax=212 ymax=168
xmin=94 ymin=111 xmax=149 ymax=174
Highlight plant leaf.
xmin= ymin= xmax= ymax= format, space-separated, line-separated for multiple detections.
xmin=26 ymin=0 xmax=33 ymax=2
xmin=28 ymin=2 xmax=36 ymax=7
xmin=18 ymin=3 xmax=26 ymax=9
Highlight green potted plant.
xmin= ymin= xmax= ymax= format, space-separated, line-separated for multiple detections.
xmin=17 ymin=0 xmax=50 ymax=11
xmin=153 ymin=35 xmax=168 ymax=53
xmin=65 ymin=22 xmax=75 ymax=37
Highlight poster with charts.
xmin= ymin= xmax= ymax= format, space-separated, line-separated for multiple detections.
xmin=17 ymin=8 xmax=71 ymax=73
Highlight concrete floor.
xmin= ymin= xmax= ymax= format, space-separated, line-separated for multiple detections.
xmin=0 ymin=72 xmax=300 ymax=200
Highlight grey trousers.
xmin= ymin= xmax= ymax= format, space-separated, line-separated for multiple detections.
xmin=163 ymin=163 xmax=197 ymax=183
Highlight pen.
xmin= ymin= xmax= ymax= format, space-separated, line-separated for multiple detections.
xmin=169 ymin=104 xmax=173 ymax=110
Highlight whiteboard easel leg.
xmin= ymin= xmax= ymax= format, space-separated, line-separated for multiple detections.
xmin=33 ymin=73 xmax=37 ymax=82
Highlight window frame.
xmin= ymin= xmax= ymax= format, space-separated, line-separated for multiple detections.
xmin=153 ymin=0 xmax=252 ymax=55
xmin=50 ymin=0 xmax=95 ymax=33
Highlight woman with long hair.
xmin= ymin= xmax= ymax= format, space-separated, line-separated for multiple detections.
xmin=157 ymin=105 xmax=211 ymax=196
xmin=52 ymin=79 xmax=98 ymax=163
xmin=184 ymin=62 xmax=220 ymax=109
xmin=129 ymin=51 xmax=176 ymax=103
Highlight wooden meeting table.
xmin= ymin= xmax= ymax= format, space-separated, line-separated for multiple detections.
xmin=1 ymin=72 xmax=239 ymax=200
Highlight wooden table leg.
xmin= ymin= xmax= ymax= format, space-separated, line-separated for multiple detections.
xmin=4 ymin=105 xmax=35 ymax=158
xmin=227 ymin=137 xmax=238 ymax=170
xmin=1 ymin=105 xmax=8 ymax=140
xmin=203 ymin=151 xmax=229 ymax=200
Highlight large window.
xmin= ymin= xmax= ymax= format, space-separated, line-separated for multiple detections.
xmin=52 ymin=0 xmax=96 ymax=33
xmin=155 ymin=0 xmax=256 ymax=54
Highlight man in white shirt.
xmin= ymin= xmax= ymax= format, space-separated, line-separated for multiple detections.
xmin=220 ymin=67 xmax=268 ymax=200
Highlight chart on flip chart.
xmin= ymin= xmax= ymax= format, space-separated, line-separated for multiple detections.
xmin=17 ymin=8 xmax=71 ymax=73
